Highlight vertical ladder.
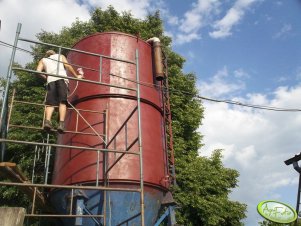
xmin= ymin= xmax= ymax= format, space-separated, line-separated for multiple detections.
xmin=161 ymin=52 xmax=176 ymax=185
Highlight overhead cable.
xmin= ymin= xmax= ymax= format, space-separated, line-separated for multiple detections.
xmin=0 ymin=40 xmax=32 ymax=54
xmin=2 ymin=39 xmax=301 ymax=112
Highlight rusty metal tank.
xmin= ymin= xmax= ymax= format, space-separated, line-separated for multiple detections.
xmin=50 ymin=32 xmax=170 ymax=225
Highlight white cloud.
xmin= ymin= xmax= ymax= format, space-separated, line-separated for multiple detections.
xmin=235 ymin=145 xmax=257 ymax=168
xmin=0 ymin=0 xmax=90 ymax=39
xmin=209 ymin=0 xmax=258 ymax=39
xmin=175 ymin=32 xmax=201 ymax=45
xmin=273 ymin=23 xmax=292 ymax=39
xmin=171 ymin=0 xmax=220 ymax=44
xmin=167 ymin=15 xmax=179 ymax=26
xmin=83 ymin=0 xmax=151 ymax=19
xmin=199 ymin=66 xmax=246 ymax=98
xmin=178 ymin=0 xmax=218 ymax=34
xmin=199 ymin=79 xmax=301 ymax=225
xmin=179 ymin=11 xmax=203 ymax=34
xmin=265 ymin=14 xmax=272 ymax=22
xmin=163 ymin=0 xmax=260 ymax=44
xmin=187 ymin=51 xmax=195 ymax=59
xmin=296 ymin=67 xmax=301 ymax=81
xmin=0 ymin=0 xmax=90 ymax=77
xmin=244 ymin=93 xmax=269 ymax=106
xmin=277 ymin=76 xmax=289 ymax=83
xmin=210 ymin=7 xmax=243 ymax=38
xmin=163 ymin=30 xmax=174 ymax=40
xmin=234 ymin=68 xmax=250 ymax=79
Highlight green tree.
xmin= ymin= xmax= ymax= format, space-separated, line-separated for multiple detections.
xmin=1 ymin=6 xmax=246 ymax=225
xmin=174 ymin=151 xmax=246 ymax=226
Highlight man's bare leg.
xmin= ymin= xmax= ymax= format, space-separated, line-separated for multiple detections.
xmin=58 ymin=103 xmax=67 ymax=133
xmin=45 ymin=106 xmax=55 ymax=121
xmin=44 ymin=106 xmax=55 ymax=130
xmin=59 ymin=103 xmax=66 ymax=122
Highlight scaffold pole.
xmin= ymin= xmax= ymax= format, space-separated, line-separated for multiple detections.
xmin=0 ymin=23 xmax=21 ymax=162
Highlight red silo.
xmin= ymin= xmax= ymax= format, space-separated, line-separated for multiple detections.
xmin=50 ymin=32 xmax=172 ymax=225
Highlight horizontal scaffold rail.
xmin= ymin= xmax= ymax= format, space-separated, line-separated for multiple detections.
xmin=0 ymin=139 xmax=140 ymax=155
xmin=9 ymin=124 xmax=106 ymax=137
xmin=14 ymin=100 xmax=105 ymax=114
xmin=0 ymin=181 xmax=141 ymax=192
xmin=12 ymin=67 xmax=137 ymax=92
xmin=25 ymin=214 xmax=104 ymax=218
xmin=19 ymin=37 xmax=136 ymax=65
xmin=9 ymin=97 xmax=106 ymax=137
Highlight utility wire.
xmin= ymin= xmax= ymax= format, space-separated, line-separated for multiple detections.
xmin=1 ymin=39 xmax=301 ymax=112
xmin=196 ymin=95 xmax=301 ymax=112
xmin=109 ymin=73 xmax=301 ymax=112
xmin=0 ymin=40 xmax=32 ymax=54
xmin=0 ymin=40 xmax=98 ymax=70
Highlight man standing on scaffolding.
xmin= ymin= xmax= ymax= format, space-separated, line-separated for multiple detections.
xmin=36 ymin=50 xmax=83 ymax=133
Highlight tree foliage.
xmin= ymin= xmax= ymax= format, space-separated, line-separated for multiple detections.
xmin=174 ymin=151 xmax=246 ymax=225
xmin=0 ymin=6 xmax=247 ymax=225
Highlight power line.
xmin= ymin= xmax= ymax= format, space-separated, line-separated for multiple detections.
xmin=109 ymin=73 xmax=301 ymax=112
xmin=196 ymin=95 xmax=301 ymax=112
xmin=0 ymin=40 xmax=32 ymax=54
xmin=163 ymin=87 xmax=301 ymax=112
xmin=0 ymin=40 xmax=97 ymax=69
xmin=1 ymin=39 xmax=301 ymax=112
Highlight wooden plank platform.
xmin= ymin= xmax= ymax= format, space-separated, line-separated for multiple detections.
xmin=0 ymin=207 xmax=25 ymax=226
xmin=0 ymin=162 xmax=46 ymax=208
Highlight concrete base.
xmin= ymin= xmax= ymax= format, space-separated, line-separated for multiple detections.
xmin=0 ymin=207 xmax=25 ymax=226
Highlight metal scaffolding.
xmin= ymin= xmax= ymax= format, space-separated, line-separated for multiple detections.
xmin=0 ymin=23 xmax=153 ymax=226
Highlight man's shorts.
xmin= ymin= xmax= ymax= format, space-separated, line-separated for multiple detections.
xmin=45 ymin=79 xmax=68 ymax=106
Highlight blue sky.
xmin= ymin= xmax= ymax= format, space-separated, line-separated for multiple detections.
xmin=168 ymin=0 xmax=301 ymax=96
xmin=1 ymin=0 xmax=301 ymax=225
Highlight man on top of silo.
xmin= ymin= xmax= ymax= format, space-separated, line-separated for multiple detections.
xmin=36 ymin=50 xmax=83 ymax=133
